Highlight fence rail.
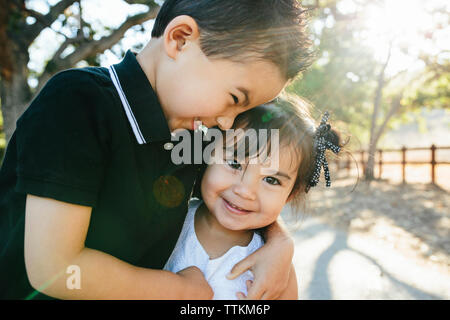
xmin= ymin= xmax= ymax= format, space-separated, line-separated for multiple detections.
xmin=1 ymin=145 xmax=449 ymax=187
xmin=335 ymin=144 xmax=450 ymax=185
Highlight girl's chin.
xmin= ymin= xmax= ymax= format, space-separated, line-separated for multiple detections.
xmin=218 ymin=220 xmax=246 ymax=232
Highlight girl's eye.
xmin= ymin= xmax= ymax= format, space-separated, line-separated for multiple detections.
xmin=227 ymin=159 xmax=242 ymax=170
xmin=264 ymin=176 xmax=281 ymax=186
xmin=231 ymin=94 xmax=239 ymax=105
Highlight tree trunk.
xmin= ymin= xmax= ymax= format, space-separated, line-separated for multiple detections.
xmin=1 ymin=0 xmax=32 ymax=147
xmin=364 ymin=138 xmax=378 ymax=181
xmin=1 ymin=48 xmax=32 ymax=147
xmin=364 ymin=43 xmax=393 ymax=181
xmin=365 ymin=81 xmax=384 ymax=181
xmin=364 ymin=93 xmax=404 ymax=182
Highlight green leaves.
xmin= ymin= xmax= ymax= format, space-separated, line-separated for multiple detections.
xmin=287 ymin=0 xmax=449 ymax=149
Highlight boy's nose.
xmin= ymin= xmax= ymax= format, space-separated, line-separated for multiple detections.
xmin=216 ymin=116 xmax=235 ymax=130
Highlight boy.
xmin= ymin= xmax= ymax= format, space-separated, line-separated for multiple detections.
xmin=0 ymin=0 xmax=313 ymax=299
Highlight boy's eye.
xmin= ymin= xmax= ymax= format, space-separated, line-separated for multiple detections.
xmin=264 ymin=176 xmax=281 ymax=186
xmin=226 ymin=159 xmax=242 ymax=170
xmin=231 ymin=94 xmax=239 ymax=105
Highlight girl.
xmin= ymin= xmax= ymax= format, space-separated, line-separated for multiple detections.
xmin=164 ymin=95 xmax=342 ymax=299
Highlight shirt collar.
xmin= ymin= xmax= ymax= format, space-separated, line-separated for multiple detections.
xmin=109 ymin=50 xmax=171 ymax=144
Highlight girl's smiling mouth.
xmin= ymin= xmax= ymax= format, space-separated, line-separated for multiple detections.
xmin=222 ymin=197 xmax=252 ymax=215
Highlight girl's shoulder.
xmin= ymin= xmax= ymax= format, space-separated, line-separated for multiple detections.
xmin=188 ymin=197 xmax=203 ymax=208
xmin=187 ymin=197 xmax=203 ymax=217
xmin=248 ymin=231 xmax=265 ymax=254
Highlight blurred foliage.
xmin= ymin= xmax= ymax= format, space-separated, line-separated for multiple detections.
xmin=406 ymin=71 xmax=450 ymax=109
xmin=287 ymin=2 xmax=375 ymax=149
xmin=288 ymin=0 xmax=449 ymax=151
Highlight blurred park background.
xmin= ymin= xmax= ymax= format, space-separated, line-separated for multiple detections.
xmin=0 ymin=0 xmax=449 ymax=299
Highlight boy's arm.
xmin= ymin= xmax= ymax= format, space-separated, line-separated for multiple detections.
xmin=277 ymin=264 xmax=298 ymax=300
xmin=24 ymin=194 xmax=213 ymax=300
xmin=227 ymin=216 xmax=294 ymax=300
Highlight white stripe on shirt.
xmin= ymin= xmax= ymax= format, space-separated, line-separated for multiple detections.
xmin=108 ymin=65 xmax=146 ymax=144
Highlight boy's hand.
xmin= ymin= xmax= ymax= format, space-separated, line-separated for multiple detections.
xmin=177 ymin=266 xmax=214 ymax=299
xmin=228 ymin=234 xmax=294 ymax=300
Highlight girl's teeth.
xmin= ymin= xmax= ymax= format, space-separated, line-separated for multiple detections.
xmin=229 ymin=201 xmax=246 ymax=211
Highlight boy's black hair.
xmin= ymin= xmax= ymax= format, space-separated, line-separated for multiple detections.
xmin=152 ymin=0 xmax=315 ymax=80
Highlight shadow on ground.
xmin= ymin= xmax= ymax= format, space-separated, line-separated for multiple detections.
xmin=302 ymin=178 xmax=449 ymax=265
xmin=286 ymin=217 xmax=445 ymax=299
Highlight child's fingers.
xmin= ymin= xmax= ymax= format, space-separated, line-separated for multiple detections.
xmin=246 ymin=279 xmax=253 ymax=291
xmin=245 ymin=281 xmax=265 ymax=300
xmin=235 ymin=281 xmax=254 ymax=300
xmin=236 ymin=292 xmax=246 ymax=300
xmin=227 ymin=255 xmax=255 ymax=280
xmin=260 ymin=291 xmax=271 ymax=300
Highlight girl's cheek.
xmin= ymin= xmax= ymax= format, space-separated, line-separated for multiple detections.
xmin=215 ymin=166 xmax=237 ymax=181
xmin=204 ymin=169 xmax=230 ymax=191
xmin=260 ymin=194 xmax=287 ymax=220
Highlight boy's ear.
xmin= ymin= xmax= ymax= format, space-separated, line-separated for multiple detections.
xmin=163 ymin=15 xmax=200 ymax=60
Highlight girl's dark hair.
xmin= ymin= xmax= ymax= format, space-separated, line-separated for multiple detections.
xmin=151 ymin=0 xmax=315 ymax=80
xmin=192 ymin=93 xmax=345 ymax=212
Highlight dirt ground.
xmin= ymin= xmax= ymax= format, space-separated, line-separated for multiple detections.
xmin=293 ymin=176 xmax=450 ymax=275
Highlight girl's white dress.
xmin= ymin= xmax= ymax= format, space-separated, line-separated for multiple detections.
xmin=163 ymin=198 xmax=264 ymax=300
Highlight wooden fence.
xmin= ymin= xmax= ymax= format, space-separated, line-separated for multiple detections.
xmin=1 ymin=145 xmax=450 ymax=188
xmin=334 ymin=144 xmax=450 ymax=186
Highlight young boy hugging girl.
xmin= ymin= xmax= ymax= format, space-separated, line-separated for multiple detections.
xmin=0 ymin=0 xmax=314 ymax=299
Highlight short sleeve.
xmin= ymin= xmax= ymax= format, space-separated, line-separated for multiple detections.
xmin=14 ymin=70 xmax=109 ymax=207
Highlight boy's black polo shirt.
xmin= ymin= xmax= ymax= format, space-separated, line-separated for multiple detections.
xmin=0 ymin=50 xmax=200 ymax=299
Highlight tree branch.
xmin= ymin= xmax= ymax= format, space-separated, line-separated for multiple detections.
xmin=122 ymin=0 xmax=158 ymax=4
xmin=77 ymin=1 xmax=85 ymax=39
xmin=373 ymin=69 xmax=428 ymax=144
xmin=25 ymin=8 xmax=48 ymax=25
xmin=24 ymin=0 xmax=78 ymax=46
xmin=373 ymin=92 xmax=404 ymax=144
xmin=368 ymin=41 xmax=393 ymax=149
xmin=37 ymin=4 xmax=160 ymax=91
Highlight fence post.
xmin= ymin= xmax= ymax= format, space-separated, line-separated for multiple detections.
xmin=431 ymin=144 xmax=436 ymax=185
xmin=378 ymin=149 xmax=383 ymax=179
xmin=402 ymin=146 xmax=407 ymax=184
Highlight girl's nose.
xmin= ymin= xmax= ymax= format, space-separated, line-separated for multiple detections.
xmin=232 ymin=184 xmax=256 ymax=201
xmin=232 ymin=171 xmax=257 ymax=201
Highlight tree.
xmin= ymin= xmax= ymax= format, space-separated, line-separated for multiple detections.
xmin=289 ymin=0 xmax=449 ymax=181
xmin=288 ymin=0 xmax=378 ymax=150
xmin=0 ymin=0 xmax=160 ymax=146
xmin=361 ymin=0 xmax=449 ymax=181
